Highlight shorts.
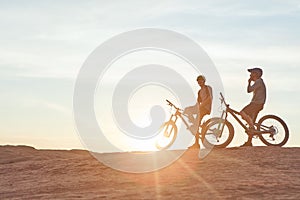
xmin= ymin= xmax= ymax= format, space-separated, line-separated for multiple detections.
xmin=241 ymin=102 xmax=264 ymax=122
xmin=184 ymin=104 xmax=210 ymax=125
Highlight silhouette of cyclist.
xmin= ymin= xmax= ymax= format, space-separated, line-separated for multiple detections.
xmin=240 ymin=67 xmax=266 ymax=147
xmin=183 ymin=75 xmax=213 ymax=148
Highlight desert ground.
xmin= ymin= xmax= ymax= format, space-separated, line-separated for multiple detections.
xmin=0 ymin=145 xmax=299 ymax=199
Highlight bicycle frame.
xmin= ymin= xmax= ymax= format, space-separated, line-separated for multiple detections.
xmin=169 ymin=110 xmax=190 ymax=131
xmin=220 ymin=93 xmax=273 ymax=135
xmin=165 ymin=100 xmax=197 ymax=135
xmin=224 ymin=106 xmax=248 ymax=131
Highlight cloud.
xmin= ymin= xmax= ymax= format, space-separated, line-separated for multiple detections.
xmin=204 ymin=42 xmax=300 ymax=65
xmin=21 ymin=97 xmax=71 ymax=116
xmin=1 ymin=0 xmax=299 ymax=79
xmin=43 ymin=101 xmax=71 ymax=115
xmin=165 ymin=0 xmax=300 ymax=17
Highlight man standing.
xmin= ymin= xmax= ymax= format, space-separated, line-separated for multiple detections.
xmin=240 ymin=67 xmax=266 ymax=147
xmin=184 ymin=75 xmax=213 ymax=148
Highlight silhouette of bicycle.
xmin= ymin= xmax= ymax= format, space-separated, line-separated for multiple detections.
xmin=156 ymin=93 xmax=289 ymax=150
xmin=155 ymin=99 xmax=232 ymax=150
xmin=201 ymin=93 xmax=289 ymax=148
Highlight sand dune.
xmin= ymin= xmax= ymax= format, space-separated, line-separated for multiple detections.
xmin=0 ymin=145 xmax=299 ymax=199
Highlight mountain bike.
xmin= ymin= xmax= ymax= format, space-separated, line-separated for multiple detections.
xmin=202 ymin=93 xmax=289 ymax=148
xmin=155 ymin=99 xmax=234 ymax=150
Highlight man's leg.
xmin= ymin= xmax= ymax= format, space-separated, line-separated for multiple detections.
xmin=240 ymin=111 xmax=254 ymax=128
xmin=240 ymin=104 xmax=255 ymax=146
xmin=194 ymin=111 xmax=206 ymax=146
xmin=188 ymin=107 xmax=205 ymax=148
xmin=183 ymin=105 xmax=198 ymax=123
xmin=240 ymin=103 xmax=263 ymax=146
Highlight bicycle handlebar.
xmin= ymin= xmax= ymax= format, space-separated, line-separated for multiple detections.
xmin=165 ymin=99 xmax=182 ymax=111
xmin=220 ymin=92 xmax=224 ymax=101
xmin=219 ymin=92 xmax=229 ymax=107
xmin=166 ymin=99 xmax=172 ymax=105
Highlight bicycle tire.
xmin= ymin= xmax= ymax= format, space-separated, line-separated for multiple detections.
xmin=155 ymin=121 xmax=178 ymax=150
xmin=257 ymin=115 xmax=289 ymax=146
xmin=201 ymin=118 xmax=234 ymax=148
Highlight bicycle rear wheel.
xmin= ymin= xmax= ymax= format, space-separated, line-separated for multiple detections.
xmin=201 ymin=118 xmax=234 ymax=148
xmin=155 ymin=121 xmax=178 ymax=150
xmin=257 ymin=115 xmax=289 ymax=146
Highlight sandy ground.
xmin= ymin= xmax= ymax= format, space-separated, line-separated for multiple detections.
xmin=0 ymin=145 xmax=299 ymax=199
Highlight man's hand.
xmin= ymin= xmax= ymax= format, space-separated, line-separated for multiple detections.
xmin=248 ymin=78 xmax=252 ymax=84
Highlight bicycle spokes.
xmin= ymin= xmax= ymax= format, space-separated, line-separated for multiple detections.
xmin=257 ymin=115 xmax=289 ymax=146
xmin=156 ymin=121 xmax=178 ymax=150
xmin=202 ymin=118 xmax=234 ymax=148
xmin=206 ymin=128 xmax=222 ymax=138
xmin=164 ymin=126 xmax=173 ymax=137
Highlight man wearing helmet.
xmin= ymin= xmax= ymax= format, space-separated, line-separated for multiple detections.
xmin=240 ymin=67 xmax=266 ymax=147
xmin=183 ymin=75 xmax=213 ymax=148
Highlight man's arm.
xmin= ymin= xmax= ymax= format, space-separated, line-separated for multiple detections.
xmin=247 ymin=79 xmax=263 ymax=93
xmin=247 ymin=79 xmax=258 ymax=93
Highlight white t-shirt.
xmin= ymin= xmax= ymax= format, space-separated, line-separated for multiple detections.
xmin=248 ymin=78 xmax=266 ymax=104
xmin=197 ymin=85 xmax=213 ymax=112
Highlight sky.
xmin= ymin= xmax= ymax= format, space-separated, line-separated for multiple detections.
xmin=1 ymin=0 xmax=300 ymax=151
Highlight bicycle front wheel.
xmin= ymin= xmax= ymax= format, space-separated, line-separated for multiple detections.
xmin=258 ymin=115 xmax=289 ymax=146
xmin=155 ymin=121 xmax=178 ymax=150
xmin=201 ymin=118 xmax=234 ymax=148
